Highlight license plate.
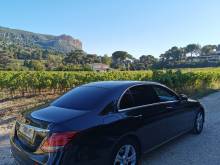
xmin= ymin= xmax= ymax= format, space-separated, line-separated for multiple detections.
xmin=18 ymin=123 xmax=35 ymax=140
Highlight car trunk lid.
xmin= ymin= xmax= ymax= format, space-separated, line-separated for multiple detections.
xmin=30 ymin=106 xmax=87 ymax=123
xmin=14 ymin=106 xmax=87 ymax=153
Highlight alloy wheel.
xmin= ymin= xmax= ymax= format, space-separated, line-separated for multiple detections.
xmin=196 ymin=112 xmax=204 ymax=132
xmin=114 ymin=144 xmax=137 ymax=165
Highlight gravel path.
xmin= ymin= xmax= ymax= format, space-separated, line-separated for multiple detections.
xmin=143 ymin=91 xmax=220 ymax=165
xmin=1 ymin=92 xmax=220 ymax=165
xmin=0 ymin=117 xmax=15 ymax=165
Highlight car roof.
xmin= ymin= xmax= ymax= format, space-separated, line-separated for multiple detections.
xmin=82 ymin=81 xmax=162 ymax=89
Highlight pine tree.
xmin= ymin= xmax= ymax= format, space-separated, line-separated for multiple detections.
xmin=0 ymin=50 xmax=12 ymax=69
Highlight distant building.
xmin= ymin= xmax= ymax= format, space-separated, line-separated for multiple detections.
xmin=187 ymin=47 xmax=220 ymax=63
xmin=90 ymin=63 xmax=110 ymax=72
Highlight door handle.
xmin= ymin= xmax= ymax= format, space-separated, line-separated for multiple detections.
xmin=133 ymin=114 xmax=143 ymax=118
xmin=166 ymin=106 xmax=174 ymax=110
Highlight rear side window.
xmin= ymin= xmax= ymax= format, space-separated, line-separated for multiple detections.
xmin=153 ymin=86 xmax=178 ymax=102
xmin=129 ymin=85 xmax=159 ymax=107
xmin=119 ymin=85 xmax=159 ymax=109
xmin=52 ymin=86 xmax=110 ymax=110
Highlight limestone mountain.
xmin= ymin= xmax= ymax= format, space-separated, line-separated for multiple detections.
xmin=0 ymin=26 xmax=82 ymax=53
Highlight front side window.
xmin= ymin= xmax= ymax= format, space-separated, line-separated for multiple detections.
xmin=153 ymin=86 xmax=178 ymax=102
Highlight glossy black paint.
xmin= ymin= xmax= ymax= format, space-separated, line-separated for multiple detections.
xmin=10 ymin=81 xmax=204 ymax=165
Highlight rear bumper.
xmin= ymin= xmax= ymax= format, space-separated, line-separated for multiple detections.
xmin=10 ymin=136 xmax=109 ymax=165
xmin=10 ymin=136 xmax=49 ymax=165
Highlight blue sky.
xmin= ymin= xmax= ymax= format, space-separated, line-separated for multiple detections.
xmin=1 ymin=0 xmax=220 ymax=58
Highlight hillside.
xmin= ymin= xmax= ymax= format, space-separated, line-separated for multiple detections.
xmin=0 ymin=26 xmax=82 ymax=53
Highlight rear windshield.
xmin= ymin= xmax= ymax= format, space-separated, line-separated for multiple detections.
xmin=51 ymin=86 xmax=110 ymax=110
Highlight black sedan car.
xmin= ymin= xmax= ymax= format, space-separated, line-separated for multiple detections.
xmin=10 ymin=81 xmax=205 ymax=165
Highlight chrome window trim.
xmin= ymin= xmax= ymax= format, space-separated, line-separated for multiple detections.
xmin=153 ymin=84 xmax=179 ymax=100
xmin=117 ymin=83 xmax=143 ymax=109
xmin=118 ymin=100 xmax=178 ymax=112
xmin=117 ymin=83 xmax=179 ymax=112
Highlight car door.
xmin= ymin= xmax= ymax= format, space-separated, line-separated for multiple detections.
xmin=118 ymin=85 xmax=170 ymax=151
xmin=153 ymin=85 xmax=195 ymax=136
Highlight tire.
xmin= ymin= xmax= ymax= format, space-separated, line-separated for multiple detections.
xmin=111 ymin=138 xmax=141 ymax=165
xmin=192 ymin=111 xmax=204 ymax=134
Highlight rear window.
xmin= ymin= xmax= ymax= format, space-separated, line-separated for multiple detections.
xmin=52 ymin=86 xmax=110 ymax=110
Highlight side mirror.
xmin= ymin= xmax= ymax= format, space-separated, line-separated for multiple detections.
xmin=179 ymin=94 xmax=188 ymax=101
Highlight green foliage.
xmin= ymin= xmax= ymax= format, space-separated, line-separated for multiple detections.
xmin=29 ymin=60 xmax=46 ymax=71
xmin=64 ymin=49 xmax=86 ymax=64
xmin=46 ymin=54 xmax=63 ymax=70
xmin=160 ymin=46 xmax=184 ymax=64
xmin=112 ymin=51 xmax=134 ymax=69
xmin=152 ymin=69 xmax=220 ymax=95
xmin=1 ymin=69 xmax=220 ymax=99
xmin=0 ymin=50 xmax=13 ymax=69
xmin=112 ymin=51 xmax=133 ymax=61
xmin=185 ymin=44 xmax=201 ymax=57
xmin=139 ymin=55 xmax=157 ymax=69
xmin=6 ymin=60 xmax=28 ymax=71
xmin=201 ymin=45 xmax=217 ymax=56
xmin=102 ymin=54 xmax=112 ymax=65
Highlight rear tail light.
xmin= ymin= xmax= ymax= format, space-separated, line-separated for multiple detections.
xmin=40 ymin=131 xmax=77 ymax=153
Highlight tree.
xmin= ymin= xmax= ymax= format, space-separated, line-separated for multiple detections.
xmin=0 ymin=50 xmax=13 ymax=69
xmin=112 ymin=51 xmax=126 ymax=62
xmin=217 ymin=45 xmax=220 ymax=51
xmin=84 ymin=54 xmax=100 ymax=64
xmin=31 ymin=49 xmax=42 ymax=60
xmin=139 ymin=55 xmax=157 ymax=69
xmin=17 ymin=50 xmax=31 ymax=60
xmin=111 ymin=51 xmax=134 ymax=69
xmin=160 ymin=47 xmax=183 ymax=65
xmin=42 ymin=50 xmax=49 ymax=59
xmin=185 ymin=44 xmax=201 ymax=58
xmin=46 ymin=54 xmax=63 ymax=70
xmin=29 ymin=60 xmax=45 ymax=71
xmin=101 ymin=54 xmax=112 ymax=65
xmin=64 ymin=49 xmax=86 ymax=64
xmin=170 ymin=47 xmax=184 ymax=62
xmin=160 ymin=50 xmax=172 ymax=63
xmin=201 ymin=45 xmax=217 ymax=56
xmin=179 ymin=47 xmax=187 ymax=61
xmin=7 ymin=60 xmax=28 ymax=71
xmin=159 ymin=53 xmax=167 ymax=62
